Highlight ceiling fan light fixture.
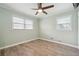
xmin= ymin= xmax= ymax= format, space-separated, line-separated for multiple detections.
xmin=32 ymin=3 xmax=54 ymax=15
xmin=38 ymin=9 xmax=42 ymax=13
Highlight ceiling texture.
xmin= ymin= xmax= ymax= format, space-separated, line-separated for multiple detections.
xmin=0 ymin=3 xmax=74 ymax=18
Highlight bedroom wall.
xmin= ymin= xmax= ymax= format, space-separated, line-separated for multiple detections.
xmin=40 ymin=10 xmax=78 ymax=46
xmin=0 ymin=10 xmax=4 ymax=47
xmin=0 ymin=7 xmax=39 ymax=48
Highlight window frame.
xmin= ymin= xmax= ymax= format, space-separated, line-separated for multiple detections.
xmin=56 ymin=15 xmax=72 ymax=31
xmin=24 ymin=19 xmax=33 ymax=29
xmin=12 ymin=16 xmax=33 ymax=30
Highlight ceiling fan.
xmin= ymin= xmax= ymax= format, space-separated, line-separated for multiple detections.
xmin=73 ymin=3 xmax=79 ymax=8
xmin=32 ymin=3 xmax=54 ymax=15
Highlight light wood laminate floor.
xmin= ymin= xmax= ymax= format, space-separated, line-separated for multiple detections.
xmin=0 ymin=39 xmax=79 ymax=56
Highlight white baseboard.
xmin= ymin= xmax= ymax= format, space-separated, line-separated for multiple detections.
xmin=0 ymin=38 xmax=79 ymax=50
xmin=40 ymin=38 xmax=79 ymax=49
xmin=0 ymin=38 xmax=37 ymax=50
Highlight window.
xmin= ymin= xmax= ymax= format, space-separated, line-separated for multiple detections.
xmin=13 ymin=17 xmax=33 ymax=29
xmin=13 ymin=17 xmax=24 ymax=29
xmin=25 ymin=20 xmax=33 ymax=29
xmin=56 ymin=16 xmax=72 ymax=31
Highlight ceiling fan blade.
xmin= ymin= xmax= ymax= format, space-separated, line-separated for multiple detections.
xmin=38 ymin=3 xmax=42 ymax=9
xmin=35 ymin=11 xmax=38 ymax=15
xmin=73 ymin=3 xmax=79 ymax=8
xmin=42 ymin=5 xmax=54 ymax=10
xmin=42 ymin=11 xmax=47 ymax=15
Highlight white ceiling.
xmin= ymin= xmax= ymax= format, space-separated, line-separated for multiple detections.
xmin=0 ymin=3 xmax=74 ymax=18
